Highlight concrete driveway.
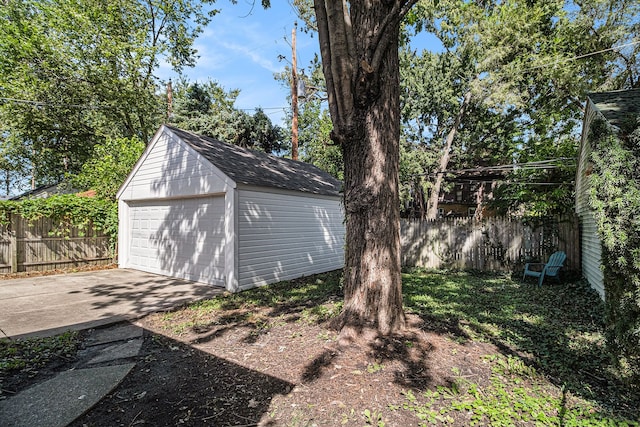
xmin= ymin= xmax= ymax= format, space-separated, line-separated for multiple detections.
xmin=0 ymin=269 xmax=225 ymax=339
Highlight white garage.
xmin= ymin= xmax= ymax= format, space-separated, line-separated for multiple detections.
xmin=117 ymin=125 xmax=345 ymax=292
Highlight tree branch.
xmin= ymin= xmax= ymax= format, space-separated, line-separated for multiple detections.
xmin=313 ymin=0 xmax=339 ymax=128
xmin=314 ymin=0 xmax=357 ymax=141
xmin=342 ymin=0 xmax=357 ymax=64
xmin=370 ymin=0 xmax=419 ymax=74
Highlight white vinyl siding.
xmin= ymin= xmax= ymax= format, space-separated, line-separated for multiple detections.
xmin=126 ymin=197 xmax=226 ymax=286
xmin=118 ymin=131 xmax=231 ymax=201
xmin=575 ymin=103 xmax=605 ymax=299
xmin=237 ymin=189 xmax=344 ymax=289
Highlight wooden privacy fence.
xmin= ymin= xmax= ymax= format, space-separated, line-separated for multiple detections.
xmin=0 ymin=214 xmax=114 ymax=274
xmin=401 ymin=215 xmax=580 ymax=273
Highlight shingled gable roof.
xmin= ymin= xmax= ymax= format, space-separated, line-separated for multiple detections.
xmin=588 ymin=88 xmax=640 ymax=128
xmin=165 ymin=125 xmax=342 ymax=197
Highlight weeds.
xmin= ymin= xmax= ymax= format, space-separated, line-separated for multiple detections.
xmin=395 ymin=353 xmax=638 ymax=426
xmin=299 ymin=301 xmax=342 ymax=324
xmin=402 ymin=271 xmax=634 ymax=412
xmin=0 ymin=331 xmax=79 ymax=376
xmin=158 ymin=270 xmax=344 ymax=335
xmin=362 ymin=408 xmax=385 ymax=426
xmin=366 ymin=362 xmax=384 ymax=374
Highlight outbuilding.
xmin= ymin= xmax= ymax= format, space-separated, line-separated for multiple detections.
xmin=117 ymin=125 xmax=345 ymax=292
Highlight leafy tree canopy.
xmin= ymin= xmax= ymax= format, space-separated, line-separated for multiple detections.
xmin=286 ymin=0 xmax=638 ymax=218
xmin=168 ymin=79 xmax=286 ymax=154
xmin=398 ymin=0 xmax=639 ymax=218
xmin=72 ymin=136 xmax=145 ymax=200
xmin=0 ymin=0 xmax=217 ymax=195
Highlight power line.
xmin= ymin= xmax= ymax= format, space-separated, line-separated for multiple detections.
xmin=263 ymin=108 xmax=287 ymax=118
xmin=0 ymin=96 xmax=109 ymax=110
xmin=237 ymin=106 xmax=288 ymax=111
xmin=0 ymin=96 xmax=289 ymax=113
xmin=414 ymin=158 xmax=577 ymax=178
xmin=527 ymin=40 xmax=640 ymax=71
xmin=448 ymin=179 xmax=574 ymax=186
xmin=403 ymin=177 xmax=573 ymax=186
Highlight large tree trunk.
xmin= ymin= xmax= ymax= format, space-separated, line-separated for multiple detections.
xmin=314 ymin=0 xmax=417 ymax=341
xmin=425 ymin=91 xmax=472 ymax=219
xmin=340 ymin=29 xmax=404 ymax=339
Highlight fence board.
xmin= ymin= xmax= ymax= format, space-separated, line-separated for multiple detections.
xmin=0 ymin=214 xmax=114 ymax=274
xmin=401 ymin=215 xmax=580 ymax=273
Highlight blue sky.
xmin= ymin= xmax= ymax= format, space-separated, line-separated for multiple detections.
xmin=157 ymin=2 xmax=443 ymax=127
xmin=157 ymin=2 xmax=314 ymax=126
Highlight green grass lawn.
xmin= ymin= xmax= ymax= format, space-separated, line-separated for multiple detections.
xmin=401 ymin=269 xmax=638 ymax=425
xmin=403 ymin=270 xmax=612 ymax=396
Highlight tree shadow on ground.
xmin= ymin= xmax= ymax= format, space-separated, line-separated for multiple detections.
xmin=302 ymin=324 xmax=439 ymax=389
xmin=402 ymin=270 xmax=639 ymax=419
xmin=180 ymin=272 xmax=345 ymax=347
xmin=143 ymin=269 xmax=638 ymax=421
xmin=71 ymin=328 xmax=293 ymax=427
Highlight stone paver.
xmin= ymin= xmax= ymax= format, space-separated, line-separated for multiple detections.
xmin=85 ymin=323 xmax=143 ymax=347
xmin=87 ymin=339 xmax=143 ymax=365
xmin=0 ymin=363 xmax=135 ymax=427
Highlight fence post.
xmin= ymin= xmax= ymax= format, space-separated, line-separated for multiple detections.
xmin=10 ymin=213 xmax=18 ymax=273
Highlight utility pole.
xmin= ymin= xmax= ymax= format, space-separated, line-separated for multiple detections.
xmin=291 ymin=22 xmax=299 ymax=161
xmin=166 ymin=79 xmax=173 ymax=122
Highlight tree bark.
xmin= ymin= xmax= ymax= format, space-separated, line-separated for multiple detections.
xmin=425 ymin=90 xmax=472 ymax=219
xmin=314 ymin=0 xmax=417 ymax=341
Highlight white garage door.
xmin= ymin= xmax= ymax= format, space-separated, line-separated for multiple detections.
xmin=127 ymin=197 xmax=226 ymax=286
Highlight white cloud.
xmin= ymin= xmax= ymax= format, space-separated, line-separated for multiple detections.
xmin=218 ymin=40 xmax=284 ymax=74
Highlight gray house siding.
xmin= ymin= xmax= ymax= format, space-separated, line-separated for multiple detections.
xmin=576 ymin=100 xmax=605 ymax=298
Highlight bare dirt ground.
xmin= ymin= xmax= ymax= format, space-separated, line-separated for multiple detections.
xmin=65 ymin=314 xmax=500 ymax=427
xmin=2 ymin=294 xmax=502 ymax=425
xmin=0 ymin=263 xmax=117 ymax=281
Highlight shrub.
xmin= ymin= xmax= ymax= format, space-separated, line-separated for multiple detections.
xmin=71 ymin=136 xmax=144 ymax=200
xmin=588 ymin=115 xmax=640 ymax=383
xmin=0 ymin=194 xmax=118 ymax=250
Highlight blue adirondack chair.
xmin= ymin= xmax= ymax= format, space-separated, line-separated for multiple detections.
xmin=522 ymin=251 xmax=567 ymax=287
